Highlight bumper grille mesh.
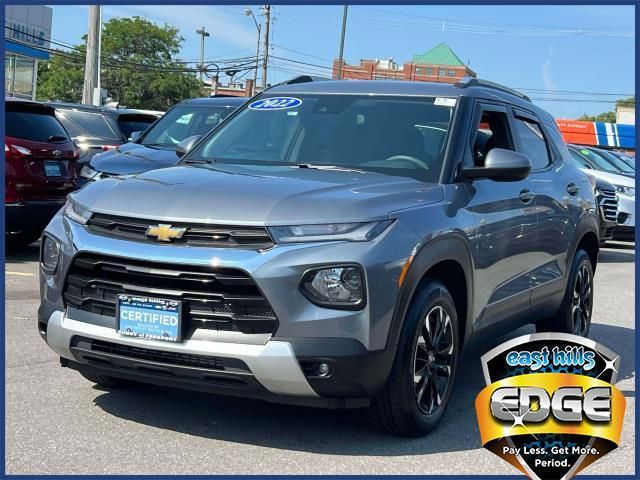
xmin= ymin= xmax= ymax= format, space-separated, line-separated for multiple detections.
xmin=63 ymin=253 xmax=278 ymax=335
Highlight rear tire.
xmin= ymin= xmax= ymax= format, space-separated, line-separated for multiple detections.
xmin=369 ymin=280 xmax=459 ymax=437
xmin=536 ymin=249 xmax=594 ymax=337
xmin=79 ymin=371 xmax=133 ymax=388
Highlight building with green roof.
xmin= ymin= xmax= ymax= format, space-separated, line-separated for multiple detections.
xmin=333 ymin=43 xmax=476 ymax=84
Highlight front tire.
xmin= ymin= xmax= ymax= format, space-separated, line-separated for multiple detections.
xmin=536 ymin=249 xmax=594 ymax=336
xmin=370 ymin=280 xmax=459 ymax=437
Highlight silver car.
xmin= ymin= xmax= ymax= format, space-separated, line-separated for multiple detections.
xmin=39 ymin=78 xmax=599 ymax=437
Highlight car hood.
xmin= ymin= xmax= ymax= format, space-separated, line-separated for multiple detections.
xmin=73 ymin=164 xmax=444 ymax=225
xmin=90 ymin=142 xmax=180 ymax=175
xmin=580 ymin=168 xmax=634 ymax=188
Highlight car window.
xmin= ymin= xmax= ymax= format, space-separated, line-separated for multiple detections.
xmin=591 ymin=148 xmax=634 ymax=174
xmin=141 ymin=105 xmax=236 ymax=147
xmin=471 ymin=110 xmax=514 ymax=167
xmin=6 ymin=109 xmax=70 ymax=143
xmin=569 ymin=149 xmax=592 ymax=168
xmin=513 ymin=117 xmax=550 ymax=170
xmin=575 ymin=148 xmax=620 ymax=173
xmin=116 ymin=114 xmax=158 ymax=140
xmin=190 ymin=94 xmax=456 ymax=183
xmin=59 ymin=110 xmax=120 ymax=140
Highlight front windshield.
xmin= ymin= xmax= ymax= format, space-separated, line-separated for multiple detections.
xmin=188 ymin=94 xmax=455 ymax=182
xmin=141 ymin=104 xmax=237 ymax=148
xmin=591 ymin=148 xmax=635 ymax=173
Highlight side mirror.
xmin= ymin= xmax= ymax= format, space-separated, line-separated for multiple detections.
xmin=175 ymin=135 xmax=202 ymax=158
xmin=129 ymin=131 xmax=143 ymax=142
xmin=462 ymin=148 xmax=531 ymax=181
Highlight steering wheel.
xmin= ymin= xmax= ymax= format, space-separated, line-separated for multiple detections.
xmin=383 ymin=154 xmax=428 ymax=169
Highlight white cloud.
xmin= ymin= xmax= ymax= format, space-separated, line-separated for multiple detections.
xmin=541 ymin=45 xmax=557 ymax=92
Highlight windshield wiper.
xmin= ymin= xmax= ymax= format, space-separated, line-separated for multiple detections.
xmin=47 ymin=135 xmax=68 ymax=143
xmin=294 ymin=163 xmax=366 ymax=173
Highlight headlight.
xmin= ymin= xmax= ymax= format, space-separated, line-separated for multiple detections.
xmin=63 ymin=197 xmax=92 ymax=225
xmin=41 ymin=235 xmax=60 ymax=272
xmin=615 ymin=185 xmax=635 ymax=197
xmin=80 ymin=164 xmax=100 ymax=180
xmin=269 ymin=221 xmax=392 ymax=243
xmin=300 ymin=266 xmax=365 ymax=309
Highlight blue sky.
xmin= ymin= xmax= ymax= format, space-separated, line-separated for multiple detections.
xmin=48 ymin=4 xmax=635 ymax=118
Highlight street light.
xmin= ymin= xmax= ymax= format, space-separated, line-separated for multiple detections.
xmin=244 ymin=9 xmax=261 ymax=95
xmin=195 ymin=27 xmax=210 ymax=84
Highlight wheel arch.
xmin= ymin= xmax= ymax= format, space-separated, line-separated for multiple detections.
xmin=386 ymin=233 xmax=474 ymax=351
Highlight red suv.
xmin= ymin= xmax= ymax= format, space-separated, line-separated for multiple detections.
xmin=5 ymin=97 xmax=78 ymax=247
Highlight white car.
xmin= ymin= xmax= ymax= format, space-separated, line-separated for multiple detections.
xmin=567 ymin=145 xmax=634 ymax=240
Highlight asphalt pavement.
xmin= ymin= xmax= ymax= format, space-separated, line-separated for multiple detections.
xmin=4 ymin=242 xmax=636 ymax=475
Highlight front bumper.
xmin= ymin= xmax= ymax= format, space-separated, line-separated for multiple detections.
xmin=39 ymin=212 xmax=416 ymax=406
xmin=41 ymin=309 xmax=390 ymax=407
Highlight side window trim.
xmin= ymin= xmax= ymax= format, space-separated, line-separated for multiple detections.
xmin=511 ymin=109 xmax=555 ymax=171
xmin=467 ymin=101 xmax=516 ymax=163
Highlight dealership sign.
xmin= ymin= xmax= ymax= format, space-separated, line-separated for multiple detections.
xmin=5 ymin=5 xmax=52 ymax=59
xmin=476 ymin=333 xmax=625 ymax=480
xmin=556 ymin=119 xmax=635 ymax=150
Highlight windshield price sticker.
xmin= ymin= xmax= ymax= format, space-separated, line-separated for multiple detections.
xmin=248 ymin=97 xmax=302 ymax=110
xmin=434 ymin=97 xmax=457 ymax=107
xmin=475 ymin=333 xmax=625 ymax=480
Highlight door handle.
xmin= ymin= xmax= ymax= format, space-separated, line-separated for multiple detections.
xmin=566 ymin=183 xmax=580 ymax=196
xmin=519 ymin=189 xmax=535 ymax=203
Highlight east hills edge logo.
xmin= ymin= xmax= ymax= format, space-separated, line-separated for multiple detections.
xmin=475 ymin=333 xmax=625 ymax=480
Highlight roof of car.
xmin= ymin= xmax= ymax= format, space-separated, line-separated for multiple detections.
xmin=46 ymin=102 xmax=162 ymax=117
xmin=178 ymin=96 xmax=247 ymax=107
xmin=267 ymin=78 xmax=549 ymax=119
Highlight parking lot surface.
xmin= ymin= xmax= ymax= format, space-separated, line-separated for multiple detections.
xmin=5 ymin=243 xmax=635 ymax=475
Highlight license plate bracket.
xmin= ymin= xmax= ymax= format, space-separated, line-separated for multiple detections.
xmin=116 ymin=294 xmax=182 ymax=342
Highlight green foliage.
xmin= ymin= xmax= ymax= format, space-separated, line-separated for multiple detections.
xmin=37 ymin=16 xmax=202 ymax=110
xmin=578 ymin=96 xmax=634 ymax=123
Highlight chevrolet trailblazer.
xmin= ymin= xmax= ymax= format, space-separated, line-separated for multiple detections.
xmin=39 ymin=78 xmax=599 ymax=437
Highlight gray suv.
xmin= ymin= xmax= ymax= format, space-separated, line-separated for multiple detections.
xmin=39 ymin=78 xmax=599 ymax=437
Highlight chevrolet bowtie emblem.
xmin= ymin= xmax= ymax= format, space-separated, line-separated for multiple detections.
xmin=145 ymin=224 xmax=187 ymax=242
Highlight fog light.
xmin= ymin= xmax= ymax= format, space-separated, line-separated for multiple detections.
xmin=41 ymin=235 xmax=60 ymax=272
xmin=301 ymin=265 xmax=365 ymax=309
xmin=301 ymin=360 xmax=334 ymax=378
xmin=317 ymin=363 xmax=331 ymax=377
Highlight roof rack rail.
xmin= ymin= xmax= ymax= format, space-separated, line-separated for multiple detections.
xmin=280 ymin=75 xmax=331 ymax=85
xmin=456 ymin=77 xmax=531 ymax=102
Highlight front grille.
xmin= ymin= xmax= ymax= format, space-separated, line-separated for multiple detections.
xmin=596 ymin=187 xmax=618 ymax=223
xmin=63 ymin=253 xmax=278 ymax=335
xmin=86 ymin=213 xmax=274 ymax=249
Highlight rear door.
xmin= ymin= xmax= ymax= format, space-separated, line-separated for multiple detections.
xmin=511 ymin=109 xmax=581 ymax=309
xmin=463 ymin=102 xmax=539 ymax=329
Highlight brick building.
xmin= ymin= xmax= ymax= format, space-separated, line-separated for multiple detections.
xmin=332 ymin=43 xmax=476 ymax=84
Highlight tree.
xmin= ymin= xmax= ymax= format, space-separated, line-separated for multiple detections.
xmin=578 ymin=96 xmax=635 ymax=123
xmin=37 ymin=16 xmax=202 ymax=110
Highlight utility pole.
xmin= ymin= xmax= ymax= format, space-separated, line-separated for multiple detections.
xmin=244 ymin=9 xmax=261 ymax=96
xmin=96 ymin=5 xmax=102 ymax=97
xmin=196 ymin=27 xmax=210 ymax=84
xmin=82 ymin=5 xmax=100 ymax=105
xmin=336 ymin=4 xmax=348 ymax=80
xmin=261 ymin=5 xmax=271 ymax=89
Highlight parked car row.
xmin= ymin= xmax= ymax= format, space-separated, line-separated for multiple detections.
xmin=4 ymin=96 xmax=244 ymax=247
xmin=567 ymin=144 xmax=635 ymax=242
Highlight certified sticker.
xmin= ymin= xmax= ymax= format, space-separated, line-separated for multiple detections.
xmin=248 ymin=97 xmax=302 ymax=110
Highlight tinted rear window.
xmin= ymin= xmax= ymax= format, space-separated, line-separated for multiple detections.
xmin=58 ymin=110 xmax=120 ymax=140
xmin=6 ymin=110 xmax=70 ymax=143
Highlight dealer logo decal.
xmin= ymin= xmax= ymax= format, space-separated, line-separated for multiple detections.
xmin=475 ymin=333 xmax=625 ymax=480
